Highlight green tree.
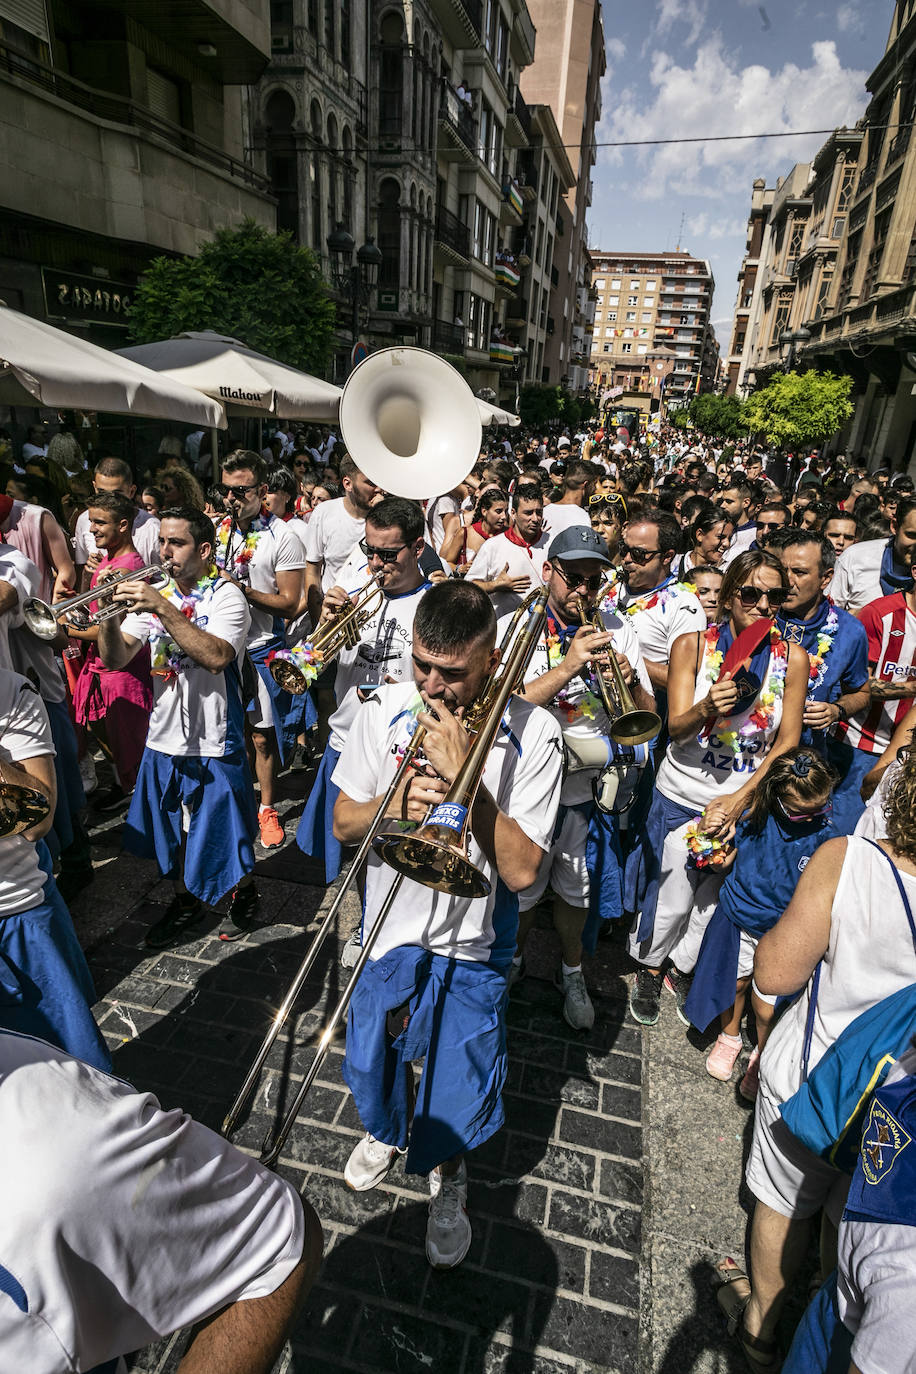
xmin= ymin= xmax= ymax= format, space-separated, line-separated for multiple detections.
xmin=128 ymin=219 xmax=336 ymax=375
xmin=743 ymin=370 xmax=853 ymax=449
xmin=687 ymin=392 xmax=749 ymax=441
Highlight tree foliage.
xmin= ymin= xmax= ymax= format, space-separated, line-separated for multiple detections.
xmin=128 ymin=220 xmax=336 ymax=375
xmin=743 ymin=370 xmax=854 ymax=449
xmin=518 ymin=384 xmax=593 ymax=427
xmin=687 ymin=392 xmax=749 ymax=441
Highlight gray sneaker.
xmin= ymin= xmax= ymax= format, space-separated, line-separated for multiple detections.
xmin=340 ymin=930 xmax=362 ymax=969
xmin=427 ymin=1160 xmax=471 ymax=1268
xmin=554 ymin=967 xmax=595 ymax=1031
xmin=629 ymin=968 xmax=663 ymax=1025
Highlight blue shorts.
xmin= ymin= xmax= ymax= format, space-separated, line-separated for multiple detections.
xmin=782 ymin=1271 xmax=852 ymax=1374
xmin=248 ymin=636 xmax=316 ymax=766
xmin=295 ymin=742 xmax=343 ymax=882
xmin=123 ymin=748 xmax=257 ymax=905
xmin=343 ymin=945 xmax=510 ymax=1176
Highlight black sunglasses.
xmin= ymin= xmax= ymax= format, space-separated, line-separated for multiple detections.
xmin=620 ymin=542 xmax=660 ymax=565
xmin=554 ymin=564 xmax=606 ymax=592
xmin=359 ymin=538 xmax=409 ymax=564
xmin=218 ymin=482 xmax=259 ymax=500
xmin=737 ymin=584 xmax=789 ymax=609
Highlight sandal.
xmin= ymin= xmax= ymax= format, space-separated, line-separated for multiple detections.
xmin=713 ymin=1258 xmax=781 ymax=1372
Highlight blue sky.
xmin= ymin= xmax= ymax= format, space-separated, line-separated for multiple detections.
xmin=590 ymin=1 xmax=889 ymax=347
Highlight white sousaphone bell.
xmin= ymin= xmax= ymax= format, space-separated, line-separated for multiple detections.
xmin=338 ymin=347 xmax=482 ymax=498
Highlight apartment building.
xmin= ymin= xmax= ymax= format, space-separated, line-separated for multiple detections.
xmin=725 ymin=179 xmax=774 ymax=394
xmin=520 ymin=0 xmax=605 ymax=393
xmin=588 ymin=250 xmax=716 ymax=407
xmin=0 ymin=0 xmax=273 ymax=344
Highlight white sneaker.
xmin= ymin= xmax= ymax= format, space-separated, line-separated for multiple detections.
xmin=554 ymin=967 xmax=595 ymax=1031
xmin=426 ymin=1160 xmax=472 ymax=1269
xmin=340 ymin=930 xmax=362 ymax=970
xmin=343 ymin=1132 xmax=405 ymax=1191
xmin=79 ymin=755 xmax=98 ymax=795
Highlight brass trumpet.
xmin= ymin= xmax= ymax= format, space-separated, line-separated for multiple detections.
xmin=575 ymin=594 xmax=661 ymax=746
xmin=268 ymin=575 xmax=383 ymax=694
xmin=24 ymin=563 xmax=172 ymax=642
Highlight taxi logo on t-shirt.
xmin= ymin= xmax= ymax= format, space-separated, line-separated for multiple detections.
xmin=861 ymin=1097 xmax=912 ymax=1186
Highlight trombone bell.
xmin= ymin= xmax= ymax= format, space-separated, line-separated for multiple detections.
xmin=372 ymin=823 xmax=491 ymax=900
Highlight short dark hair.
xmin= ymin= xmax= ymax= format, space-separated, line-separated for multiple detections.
xmin=757 ymin=501 xmax=789 ymax=520
xmin=563 ymin=460 xmax=593 ymax=491
xmin=717 ymin=549 xmax=787 ymax=620
xmin=222 ymin=449 xmax=266 ymax=484
xmin=895 ymin=497 xmax=916 ymax=527
xmin=412 ymin=580 xmax=496 ymax=654
xmin=719 ymin=479 xmax=752 ymax=501
xmin=779 ymin=528 xmax=836 ymax=574
xmin=484 ymin=458 xmax=515 ymax=488
xmin=690 ymin=504 xmax=734 ymax=543
xmin=339 ymin=454 xmax=360 ymax=482
xmin=86 ymin=491 xmax=135 ymax=526
xmin=365 ymin=495 xmax=424 ymax=544
xmin=625 ymin=508 xmax=681 ymax=559
xmin=159 ymin=505 xmax=216 ymax=549
xmin=93 ymin=456 xmax=134 ymax=484
xmin=266 ymin=466 xmax=298 ymax=501
xmin=474 ymin=488 xmax=508 ymax=517
xmin=823 ymin=506 xmax=857 ymax=530
xmin=689 ymin=563 xmax=724 ymax=581
xmin=513 ymin=482 xmax=544 ymax=507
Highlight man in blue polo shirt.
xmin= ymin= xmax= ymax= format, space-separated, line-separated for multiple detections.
xmin=775 ymin=531 xmax=871 ymax=830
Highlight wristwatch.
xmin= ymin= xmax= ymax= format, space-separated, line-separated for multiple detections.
xmin=835 ymin=702 xmax=848 ymax=724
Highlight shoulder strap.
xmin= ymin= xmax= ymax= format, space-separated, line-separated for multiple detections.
xmin=862 ymin=838 xmax=916 ymax=954
xmin=800 ymin=961 xmax=822 ymax=1081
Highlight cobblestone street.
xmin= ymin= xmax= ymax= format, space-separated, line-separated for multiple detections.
xmin=67 ymin=775 xmax=753 ymax=1374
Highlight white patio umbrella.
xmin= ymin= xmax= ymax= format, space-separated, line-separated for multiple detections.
xmin=477 ymin=398 xmax=521 ymax=427
xmin=117 ymin=331 xmax=342 ymax=420
xmin=0 ymin=307 xmax=225 ymax=426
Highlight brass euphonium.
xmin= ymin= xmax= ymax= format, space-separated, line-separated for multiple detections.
xmin=574 ymin=593 xmax=661 ymax=747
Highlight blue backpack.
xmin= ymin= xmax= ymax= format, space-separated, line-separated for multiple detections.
xmin=779 ymin=839 xmax=916 ymax=1175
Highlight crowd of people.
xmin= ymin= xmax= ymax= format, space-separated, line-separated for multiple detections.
xmin=1 ymin=408 xmax=915 ymax=1372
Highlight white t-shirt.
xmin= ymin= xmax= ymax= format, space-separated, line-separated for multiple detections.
xmin=74 ymin=508 xmax=160 ymax=567
xmin=830 ymin=538 xmax=887 ymax=613
xmin=0 ymin=1029 xmax=304 ymax=1374
xmin=332 ymin=682 xmax=563 ymax=965
xmin=120 ymin=579 xmax=250 ymax=757
xmin=722 ymin=522 xmax=757 ymax=565
xmin=426 ymin=494 xmax=461 ymax=553
xmin=0 ymin=669 xmax=54 ymax=916
xmin=602 ymin=576 xmax=706 ymax=665
xmin=327 ymin=551 xmax=431 ymax=753
xmin=304 ymin=498 xmax=366 ymax=592
xmin=467 ymin=530 xmax=551 ymax=619
xmin=219 ymin=514 xmax=304 ymax=649
xmin=0 ymin=541 xmax=65 ymax=704
xmin=541 ymin=503 xmax=590 ymax=541
xmin=0 ymin=541 xmax=40 ymax=669
xmin=519 ymin=608 xmax=653 ymax=804
xmin=283 ymin=514 xmax=311 ymax=559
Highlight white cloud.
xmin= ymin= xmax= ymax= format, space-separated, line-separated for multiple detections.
xmin=655 ymin=0 xmax=708 ymax=47
xmin=597 ymin=37 xmax=868 ymax=202
xmin=607 ymin=37 xmax=626 ymax=63
xmin=836 ymin=3 xmax=865 ymax=34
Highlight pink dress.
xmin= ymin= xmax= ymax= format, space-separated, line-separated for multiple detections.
xmin=70 ymin=550 xmax=153 ymax=791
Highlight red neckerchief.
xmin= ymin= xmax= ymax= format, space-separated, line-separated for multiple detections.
xmin=0 ymin=494 xmax=12 ymax=526
xmin=472 ymin=520 xmax=488 ymax=539
xmin=504 ymin=527 xmax=533 ymax=557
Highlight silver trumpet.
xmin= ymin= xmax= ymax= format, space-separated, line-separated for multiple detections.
xmin=24 ymin=562 xmax=172 ymax=641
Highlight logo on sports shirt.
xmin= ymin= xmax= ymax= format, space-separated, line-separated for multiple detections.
xmin=861 ymin=1097 xmax=912 ymax=1185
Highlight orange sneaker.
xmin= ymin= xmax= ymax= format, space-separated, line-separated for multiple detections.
xmin=258 ymin=806 xmax=285 ymax=848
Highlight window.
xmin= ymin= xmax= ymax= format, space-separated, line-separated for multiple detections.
xmin=340 ymin=0 xmax=351 ymax=65
xmin=630 ymin=280 xmax=640 ymax=290
xmin=621 ymin=343 xmax=632 ymax=353
xmin=641 ymin=312 xmax=652 ymax=323
xmin=607 ymin=294 xmax=619 ymax=305
xmin=611 ymin=279 xmax=621 ymax=288
xmin=644 ymin=281 xmax=656 ymax=292
xmin=606 ymin=311 xmax=616 ymax=322
xmin=307 ymin=0 xmax=317 ymax=33
xmin=603 ymin=343 xmax=611 ymax=353
xmin=467 ymin=293 xmax=491 ymax=352
xmin=593 ymin=310 xmax=602 ymax=321
xmin=769 ymin=289 xmax=793 ymax=346
xmin=593 ymin=278 xmax=605 ymax=288
xmin=637 ymin=344 xmax=648 ymax=354
xmin=625 ymin=311 xmax=636 ymax=322
xmin=472 ymin=200 xmax=483 ymax=259
xmin=495 ymin=17 xmax=509 ymax=79
xmin=604 ymin=326 xmax=614 ymax=336
xmin=628 ymin=295 xmax=638 ymax=306
xmin=324 ymin=0 xmax=335 ymax=53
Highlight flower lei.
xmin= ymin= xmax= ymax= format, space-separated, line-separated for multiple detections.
xmin=602 ymin=576 xmax=697 ymax=619
xmin=265 ymin=639 xmax=325 ymax=688
xmin=148 ymin=570 xmax=220 ymax=681
xmin=685 ymin=818 xmax=732 ymax=870
xmin=214 ymin=508 xmax=272 ymax=574
xmin=804 ymin=606 xmax=839 ymax=697
xmin=545 ymin=626 xmax=603 ymax=722
xmin=700 ymin=622 xmax=788 ymax=757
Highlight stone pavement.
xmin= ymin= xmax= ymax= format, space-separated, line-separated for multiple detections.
xmin=67 ymin=776 xmax=762 ymax=1374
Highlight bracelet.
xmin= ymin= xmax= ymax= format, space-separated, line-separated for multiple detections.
xmin=835 ymin=702 xmax=848 ymax=723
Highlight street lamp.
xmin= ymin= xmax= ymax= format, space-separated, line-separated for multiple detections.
xmin=779 ymin=327 xmax=811 ymax=372
xmin=326 ymin=222 xmax=384 ymax=365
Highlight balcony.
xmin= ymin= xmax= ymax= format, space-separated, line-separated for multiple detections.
xmin=886 ymin=124 xmax=912 ymax=166
xmin=434 ymin=204 xmax=471 ymax=264
xmin=505 ymin=87 xmax=531 ymax=147
xmin=436 ymin=0 xmax=483 ymax=48
xmin=495 ymin=252 xmax=521 ymax=292
xmin=438 ymin=82 xmax=477 ymax=162
xmin=432 ymin=319 xmax=467 ymax=354
xmin=516 ymin=157 xmax=538 ymax=202
xmin=490 ymin=336 xmax=516 ymax=364
xmin=505 ymin=297 xmax=528 ymax=327
xmin=500 ymin=178 xmax=524 ymax=225
xmin=857 ymin=161 xmax=879 ymax=197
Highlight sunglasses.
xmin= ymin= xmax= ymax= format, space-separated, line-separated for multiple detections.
xmin=590 ymin=492 xmax=627 ymax=513
xmin=218 ymin=482 xmax=259 ymax=500
xmin=620 ymin=542 xmax=660 ymax=565
xmin=777 ymin=796 xmax=832 ymax=823
xmin=358 ymin=538 xmax=409 ymax=564
xmin=736 ymin=584 xmax=789 ymax=609
xmin=554 ymin=564 xmax=606 ymax=592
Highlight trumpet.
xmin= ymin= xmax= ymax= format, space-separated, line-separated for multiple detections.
xmin=268 ymin=575 xmax=383 ymax=694
xmin=575 ymin=593 xmax=661 ymax=746
xmin=24 ymin=563 xmax=172 ymax=642
xmin=222 ymin=589 xmax=548 ymax=1165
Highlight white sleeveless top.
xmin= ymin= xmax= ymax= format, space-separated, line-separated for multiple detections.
xmin=760 ymin=835 xmax=916 ymax=1106
xmin=657 ymin=627 xmax=788 ymax=809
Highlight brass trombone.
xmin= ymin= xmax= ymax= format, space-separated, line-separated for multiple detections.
xmin=268 ymin=575 xmax=383 ymax=694
xmin=575 ymin=593 xmax=661 ymax=746
xmin=23 ymin=563 xmax=172 ymax=642
xmin=223 ymin=588 xmax=548 ymax=1165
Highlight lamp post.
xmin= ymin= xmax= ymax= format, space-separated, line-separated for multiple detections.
xmin=779 ymin=327 xmax=812 ymax=372
xmin=326 ymin=221 xmax=384 ymax=370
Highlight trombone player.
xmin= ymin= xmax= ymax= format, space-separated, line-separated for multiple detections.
xmin=330 ymin=580 xmax=563 ymax=1270
xmin=511 ymin=526 xmax=657 ymax=1030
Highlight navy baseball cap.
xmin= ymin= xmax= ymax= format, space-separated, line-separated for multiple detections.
xmin=547 ymin=525 xmax=613 ymax=566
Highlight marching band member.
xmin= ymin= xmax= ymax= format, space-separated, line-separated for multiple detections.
xmin=466 ymin=480 xmax=551 ymax=618
xmin=331 ymin=581 xmax=563 ymax=1270
xmin=296 ymin=497 xmax=433 ymax=904
xmin=303 ymin=455 xmax=382 ymax=627
xmin=512 ymin=526 xmax=655 ymax=1030
xmin=98 ymin=506 xmax=259 ymax=949
xmin=216 ymin=451 xmax=307 ymax=850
